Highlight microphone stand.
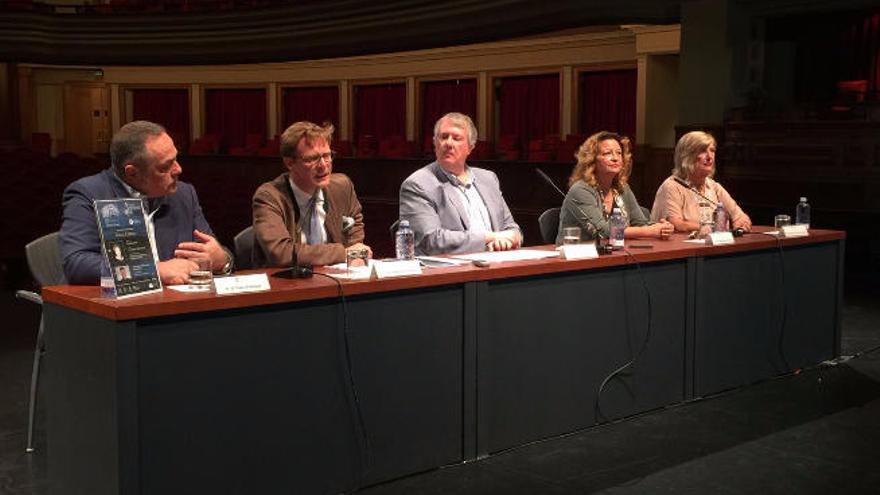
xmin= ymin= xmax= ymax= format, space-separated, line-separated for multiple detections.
xmin=671 ymin=177 xmax=744 ymax=237
xmin=535 ymin=168 xmax=613 ymax=254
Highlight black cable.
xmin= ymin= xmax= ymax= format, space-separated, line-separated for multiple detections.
xmin=594 ymin=248 xmax=654 ymax=423
xmin=312 ymin=272 xmax=372 ymax=488
xmin=751 ymin=231 xmax=791 ymax=371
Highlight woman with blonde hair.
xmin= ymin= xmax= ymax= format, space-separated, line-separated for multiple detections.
xmin=556 ymin=131 xmax=673 ymax=243
xmin=650 ymin=131 xmax=751 ymax=232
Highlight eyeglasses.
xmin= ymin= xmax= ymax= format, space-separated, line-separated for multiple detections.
xmin=298 ymin=151 xmax=335 ymax=166
xmin=599 ymin=150 xmax=623 ymax=159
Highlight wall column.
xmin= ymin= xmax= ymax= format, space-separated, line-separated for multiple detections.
xmin=476 ymin=72 xmax=488 ymax=141
xmin=267 ymin=82 xmax=278 ymax=138
xmin=561 ymin=65 xmax=573 ymax=138
xmin=339 ymin=80 xmax=350 ymax=141
xmin=190 ymin=83 xmax=201 ymax=139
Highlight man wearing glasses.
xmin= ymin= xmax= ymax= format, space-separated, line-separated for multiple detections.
xmin=252 ymin=121 xmax=371 ymax=267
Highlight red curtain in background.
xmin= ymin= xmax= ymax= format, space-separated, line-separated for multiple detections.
xmin=282 ymin=86 xmax=339 ymax=130
xmin=131 ymin=88 xmax=190 ymax=151
xmin=353 ymin=83 xmax=406 ymax=143
xmin=421 ymin=79 xmax=477 ymax=143
xmin=497 ymin=74 xmax=559 ymax=148
xmin=579 ymin=69 xmax=637 ymax=140
xmin=204 ymin=88 xmax=267 ymax=150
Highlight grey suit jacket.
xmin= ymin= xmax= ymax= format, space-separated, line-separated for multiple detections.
xmin=399 ymin=161 xmax=521 ymax=255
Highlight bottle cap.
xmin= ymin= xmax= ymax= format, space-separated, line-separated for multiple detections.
xmin=612 ymin=207 xmax=620 ymax=213
xmin=800 ymin=197 xmax=807 ymax=202
xmin=399 ymin=219 xmax=410 ymax=228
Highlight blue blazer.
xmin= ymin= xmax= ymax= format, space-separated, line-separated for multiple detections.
xmin=59 ymin=168 xmax=216 ymax=284
xmin=399 ymin=161 xmax=522 ymax=255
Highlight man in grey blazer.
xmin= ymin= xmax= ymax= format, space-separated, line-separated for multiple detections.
xmin=399 ymin=112 xmax=522 ymax=255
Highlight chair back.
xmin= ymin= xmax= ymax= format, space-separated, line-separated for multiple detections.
xmin=25 ymin=232 xmax=66 ymax=288
xmin=233 ymin=226 xmax=255 ymax=271
xmin=537 ymin=207 xmax=561 ymax=244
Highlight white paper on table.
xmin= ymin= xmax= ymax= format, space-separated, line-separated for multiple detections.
xmin=167 ymin=284 xmax=213 ymax=292
xmin=417 ymin=256 xmax=471 ymax=267
xmin=323 ymin=260 xmax=375 ymax=280
xmin=452 ymin=249 xmax=560 ymax=263
xmin=683 ymin=239 xmax=706 ymax=244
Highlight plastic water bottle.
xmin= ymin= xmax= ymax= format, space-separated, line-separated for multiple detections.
xmin=712 ymin=202 xmax=728 ymax=232
xmin=609 ymin=207 xmax=625 ymax=250
xmin=100 ymin=258 xmax=116 ymax=298
xmin=395 ymin=219 xmax=415 ymax=260
xmin=795 ymin=197 xmax=810 ymax=227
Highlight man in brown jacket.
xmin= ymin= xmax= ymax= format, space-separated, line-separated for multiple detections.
xmin=252 ymin=121 xmax=371 ymax=267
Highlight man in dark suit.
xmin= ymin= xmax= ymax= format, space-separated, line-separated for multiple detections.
xmin=399 ymin=112 xmax=522 ymax=255
xmin=60 ymin=120 xmax=232 ymax=285
xmin=252 ymin=121 xmax=370 ymax=267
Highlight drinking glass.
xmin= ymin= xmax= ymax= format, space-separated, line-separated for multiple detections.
xmin=561 ymin=227 xmax=581 ymax=245
xmin=346 ymin=248 xmax=369 ymax=276
xmin=774 ymin=214 xmax=791 ymax=229
xmin=189 ymin=258 xmax=213 ymax=291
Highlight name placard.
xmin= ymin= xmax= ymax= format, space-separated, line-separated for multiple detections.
xmin=706 ymin=231 xmax=735 ymax=245
xmin=780 ymin=225 xmax=809 ymax=238
xmin=213 ymin=274 xmax=271 ymax=295
xmin=558 ymin=244 xmax=598 ymax=259
xmin=371 ymin=259 xmax=422 ymax=279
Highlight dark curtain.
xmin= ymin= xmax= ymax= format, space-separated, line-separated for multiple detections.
xmin=282 ymin=86 xmax=339 ymax=130
xmin=497 ymin=74 xmax=559 ymax=148
xmin=353 ymin=83 xmax=406 ymax=143
xmin=839 ymin=12 xmax=880 ymax=93
xmin=777 ymin=10 xmax=880 ymax=103
xmin=421 ymin=79 xmax=477 ymax=143
xmin=131 ymin=88 xmax=190 ymax=151
xmin=204 ymin=88 xmax=267 ymax=150
xmin=579 ymin=69 xmax=637 ymax=140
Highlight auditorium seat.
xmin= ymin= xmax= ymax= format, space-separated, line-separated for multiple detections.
xmin=257 ymin=136 xmax=279 ymax=156
xmin=379 ymin=135 xmax=408 ymax=158
xmin=472 ymin=140 xmax=491 ymax=160
xmin=228 ymin=133 xmax=265 ymax=156
xmin=495 ymin=134 xmax=520 ymax=160
xmin=190 ymin=134 xmax=220 ymax=155
xmin=356 ymin=135 xmax=378 ymax=158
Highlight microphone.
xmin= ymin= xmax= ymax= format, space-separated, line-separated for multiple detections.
xmin=534 ymin=168 xmax=612 ymax=253
xmin=672 ymin=177 xmax=715 ymax=204
xmin=272 ymin=228 xmax=314 ymax=279
xmin=672 ymin=177 xmax=744 ymax=237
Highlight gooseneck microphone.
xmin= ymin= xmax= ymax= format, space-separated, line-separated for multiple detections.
xmin=535 ymin=168 xmax=611 ymax=249
xmin=672 ymin=177 xmax=715 ymax=204
xmin=672 ymin=176 xmax=743 ymax=237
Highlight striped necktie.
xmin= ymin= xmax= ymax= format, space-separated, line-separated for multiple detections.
xmin=303 ymin=193 xmax=324 ymax=245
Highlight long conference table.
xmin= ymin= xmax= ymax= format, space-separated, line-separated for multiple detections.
xmin=42 ymin=229 xmax=845 ymax=495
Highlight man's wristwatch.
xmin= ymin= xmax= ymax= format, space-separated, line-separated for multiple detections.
xmin=218 ymin=252 xmax=234 ymax=275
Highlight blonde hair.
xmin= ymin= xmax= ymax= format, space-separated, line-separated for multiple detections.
xmin=280 ymin=121 xmax=334 ymax=158
xmin=568 ymin=131 xmax=632 ymax=191
xmin=673 ymin=131 xmax=716 ymax=180
xmin=434 ymin=112 xmax=477 ymax=148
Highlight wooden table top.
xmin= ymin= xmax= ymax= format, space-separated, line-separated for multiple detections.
xmin=42 ymin=228 xmax=845 ymax=321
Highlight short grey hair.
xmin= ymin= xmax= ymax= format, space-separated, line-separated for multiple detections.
xmin=673 ymin=131 xmax=716 ymax=180
xmin=434 ymin=112 xmax=477 ymax=148
xmin=110 ymin=120 xmax=167 ymax=176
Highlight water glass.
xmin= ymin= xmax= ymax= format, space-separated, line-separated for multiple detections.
xmin=561 ymin=227 xmax=581 ymax=245
xmin=774 ymin=214 xmax=791 ymax=229
xmin=346 ymin=247 xmax=369 ymax=275
xmin=189 ymin=258 xmax=213 ymax=291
